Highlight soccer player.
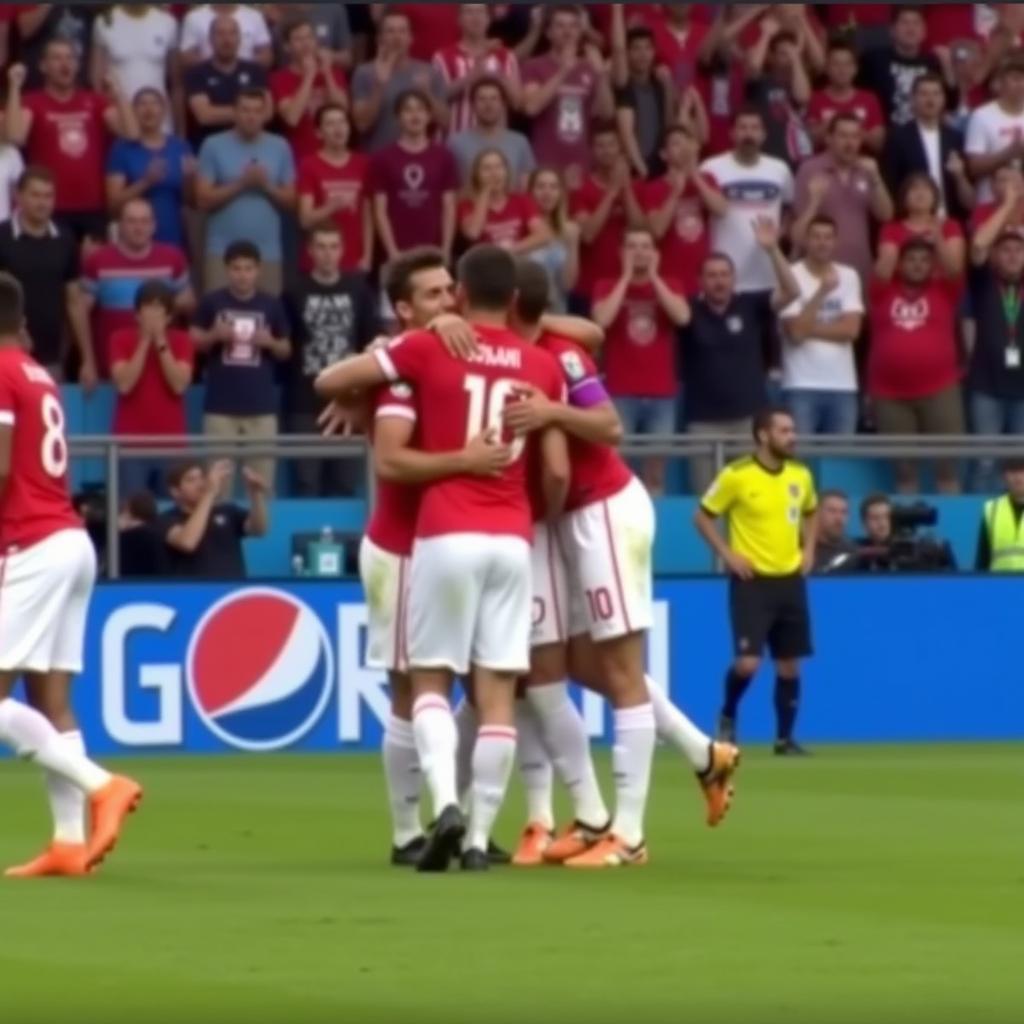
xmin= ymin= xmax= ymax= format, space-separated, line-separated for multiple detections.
xmin=0 ymin=272 xmax=142 ymax=877
xmin=694 ymin=408 xmax=818 ymax=755
xmin=505 ymin=262 xmax=741 ymax=869
xmin=318 ymin=245 xmax=569 ymax=872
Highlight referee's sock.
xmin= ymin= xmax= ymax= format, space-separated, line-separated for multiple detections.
xmin=774 ymin=676 xmax=801 ymax=743
xmin=721 ymin=669 xmax=754 ymax=722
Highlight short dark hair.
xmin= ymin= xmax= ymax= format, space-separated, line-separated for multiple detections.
xmin=702 ymin=251 xmax=735 ymax=272
xmin=997 ymin=51 xmax=1024 ymax=78
xmin=394 ymin=88 xmax=431 ymax=118
xmin=166 ymin=462 xmax=203 ymax=492
xmin=281 ymin=16 xmax=313 ymax=44
xmin=860 ymin=492 xmax=892 ymax=521
xmin=458 ymin=244 xmax=517 ymax=313
xmin=591 ymin=120 xmax=620 ymax=143
xmin=310 ymin=223 xmax=342 ymax=243
xmin=18 ymin=165 xmax=54 ymax=192
xmin=913 ymin=72 xmax=946 ymax=93
xmin=384 ymin=246 xmax=447 ymax=308
xmin=828 ymin=112 xmax=863 ymax=134
xmin=315 ymin=102 xmax=349 ymax=130
xmin=752 ymin=407 xmax=793 ymax=443
xmin=733 ymin=105 xmax=765 ymax=127
xmin=224 ymin=240 xmax=261 ymax=265
xmin=469 ymin=76 xmax=508 ymax=106
xmin=897 ymin=171 xmax=941 ymax=217
xmin=379 ymin=7 xmax=411 ymax=28
xmin=549 ymin=4 xmax=582 ymax=22
xmin=899 ymin=235 xmax=936 ymax=257
xmin=626 ymin=26 xmax=655 ymax=46
xmin=0 ymin=272 xmax=24 ymax=336
xmin=820 ymin=489 xmax=850 ymax=506
xmin=134 ymin=279 xmax=175 ymax=315
xmin=514 ymin=259 xmax=551 ymax=326
xmin=236 ymin=86 xmax=267 ymax=106
xmin=125 ymin=491 xmax=158 ymax=524
xmin=826 ymin=40 xmax=858 ymax=61
xmin=661 ymin=124 xmax=694 ymax=150
xmin=891 ymin=5 xmax=925 ymax=23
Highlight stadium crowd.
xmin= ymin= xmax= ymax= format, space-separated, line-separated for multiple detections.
xmin=0 ymin=1 xmax=1021 ymax=514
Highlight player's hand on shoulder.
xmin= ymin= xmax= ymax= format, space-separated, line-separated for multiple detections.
xmin=429 ymin=314 xmax=479 ymax=360
xmin=503 ymin=384 xmax=554 ymax=434
xmin=462 ymin=429 xmax=513 ymax=478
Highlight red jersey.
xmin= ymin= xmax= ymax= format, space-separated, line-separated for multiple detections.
xmin=879 ymin=218 xmax=964 ymax=251
xmin=457 ymin=193 xmax=540 ymax=248
xmin=22 ymin=89 xmax=110 ymax=212
xmin=925 ymin=4 xmax=985 ymax=47
xmin=570 ymin=175 xmax=639 ymax=297
xmin=0 ymin=348 xmax=81 ymax=551
xmin=824 ymin=4 xmax=892 ymax=29
xmin=806 ymin=89 xmax=884 ymax=137
xmin=269 ymin=66 xmax=348 ymax=162
xmin=433 ymin=43 xmax=520 ymax=135
xmin=868 ymin=277 xmax=963 ymax=400
xmin=592 ymin=277 xmax=684 ymax=399
xmin=374 ymin=324 xmax=563 ymax=542
xmin=366 ymin=381 xmax=420 ymax=557
xmin=109 ymin=327 xmax=193 ymax=437
xmin=641 ymin=174 xmax=718 ymax=296
xmin=297 ymin=151 xmax=370 ymax=272
xmin=538 ymin=333 xmax=631 ymax=514
xmin=971 ymin=201 xmax=1024 ymax=238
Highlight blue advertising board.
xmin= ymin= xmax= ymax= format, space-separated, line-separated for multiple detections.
xmin=63 ymin=578 xmax=1023 ymax=756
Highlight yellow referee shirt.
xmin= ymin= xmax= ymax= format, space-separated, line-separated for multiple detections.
xmin=701 ymin=457 xmax=818 ymax=576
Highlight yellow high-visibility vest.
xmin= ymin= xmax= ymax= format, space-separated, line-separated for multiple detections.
xmin=985 ymin=497 xmax=1024 ymax=573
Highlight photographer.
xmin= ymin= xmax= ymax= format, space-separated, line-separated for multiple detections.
xmin=856 ymin=493 xmax=957 ymax=573
xmin=975 ymin=458 xmax=1024 ymax=573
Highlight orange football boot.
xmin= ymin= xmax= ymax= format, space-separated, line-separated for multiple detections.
xmin=512 ymin=823 xmax=554 ymax=867
xmin=564 ymin=834 xmax=649 ymax=869
xmin=542 ymin=820 xmax=609 ymax=864
xmin=5 ymin=842 xmax=91 ymax=878
xmin=699 ymin=741 xmax=741 ymax=828
xmin=87 ymin=775 xmax=143 ymax=868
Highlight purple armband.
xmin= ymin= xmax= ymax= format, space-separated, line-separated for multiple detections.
xmin=568 ymin=376 xmax=610 ymax=409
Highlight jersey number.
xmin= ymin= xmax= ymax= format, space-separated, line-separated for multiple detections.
xmin=41 ymin=392 xmax=68 ymax=478
xmin=463 ymin=374 xmax=526 ymax=461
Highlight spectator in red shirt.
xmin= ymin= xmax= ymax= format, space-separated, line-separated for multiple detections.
xmin=271 ymin=16 xmax=348 ymax=164
xmin=869 ymin=237 xmax=965 ymax=494
xmin=592 ymin=226 xmax=690 ymax=494
xmin=434 ymin=4 xmax=521 ymax=136
xmin=522 ymin=5 xmax=615 ymax=190
xmin=370 ymin=3 xmax=462 ymax=64
xmin=4 ymin=42 xmax=137 ymax=243
xmin=297 ymin=104 xmax=371 ymax=274
xmin=635 ymin=3 xmax=709 ymax=89
xmin=370 ymin=89 xmax=459 ymax=265
xmin=807 ymin=40 xmax=885 ymax=154
xmin=643 ymin=125 xmax=726 ymax=298
xmin=458 ymin=149 xmax=549 ymax=255
xmin=877 ymin=172 xmax=966 ymax=280
xmin=570 ymin=124 xmax=646 ymax=305
xmin=110 ymin=279 xmax=193 ymax=497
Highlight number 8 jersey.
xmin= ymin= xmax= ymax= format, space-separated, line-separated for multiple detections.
xmin=0 ymin=348 xmax=81 ymax=551
xmin=373 ymin=323 xmax=565 ymax=542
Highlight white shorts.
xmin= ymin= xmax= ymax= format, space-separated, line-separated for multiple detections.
xmin=358 ymin=536 xmax=410 ymax=673
xmin=0 ymin=528 xmax=96 ymax=674
xmin=530 ymin=522 xmax=569 ymax=649
xmin=408 ymin=533 xmax=531 ymax=676
xmin=560 ymin=477 xmax=655 ymax=643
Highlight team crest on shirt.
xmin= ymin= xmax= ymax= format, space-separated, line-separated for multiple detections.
xmin=58 ymin=121 xmax=87 ymax=158
xmin=389 ymin=382 xmax=412 ymax=400
xmin=726 ymin=316 xmax=743 ymax=334
xmin=789 ymin=484 xmax=801 ymax=499
xmin=559 ymin=350 xmax=586 ymax=383
xmin=627 ymin=305 xmax=658 ymax=346
xmin=403 ymin=163 xmax=425 ymax=191
xmin=890 ymin=297 xmax=929 ymax=331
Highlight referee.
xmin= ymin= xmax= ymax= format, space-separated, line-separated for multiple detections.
xmin=694 ymin=408 xmax=818 ymax=756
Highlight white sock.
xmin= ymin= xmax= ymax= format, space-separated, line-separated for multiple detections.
xmin=646 ymin=675 xmax=712 ymax=773
xmin=0 ymin=699 xmax=110 ymax=793
xmin=467 ymin=726 xmax=516 ymax=852
xmin=515 ymin=701 xmax=554 ymax=831
xmin=611 ymin=703 xmax=656 ymax=848
xmin=47 ymin=730 xmax=88 ymax=844
xmin=411 ymin=694 xmax=458 ymax=818
xmin=382 ymin=716 xmax=423 ymax=848
xmin=527 ymin=683 xmax=609 ymax=828
xmin=453 ymin=698 xmax=478 ymax=808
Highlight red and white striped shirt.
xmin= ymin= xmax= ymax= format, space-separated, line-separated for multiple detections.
xmin=433 ymin=42 xmax=520 ymax=135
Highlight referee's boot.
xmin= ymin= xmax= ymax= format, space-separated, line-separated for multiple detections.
xmin=773 ymin=738 xmax=812 ymax=757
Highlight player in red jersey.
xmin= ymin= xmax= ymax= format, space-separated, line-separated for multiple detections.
xmin=318 ymin=245 xmax=569 ymax=872
xmin=503 ymin=262 xmax=741 ymax=869
xmin=0 ymin=273 xmax=142 ymax=878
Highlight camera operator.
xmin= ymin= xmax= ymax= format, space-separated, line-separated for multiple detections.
xmin=856 ymin=493 xmax=957 ymax=572
xmin=814 ymin=489 xmax=860 ymax=574
xmin=975 ymin=458 xmax=1024 ymax=572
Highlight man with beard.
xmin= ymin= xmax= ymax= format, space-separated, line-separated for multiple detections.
xmin=694 ymin=408 xmax=819 ymax=756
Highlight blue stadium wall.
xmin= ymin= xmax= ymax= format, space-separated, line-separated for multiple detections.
xmin=69 ymin=577 xmax=1023 ymax=755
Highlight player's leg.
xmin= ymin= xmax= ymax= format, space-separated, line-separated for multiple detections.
xmin=719 ymin=576 xmax=770 ymax=741
xmin=511 ymin=693 xmax=554 ymax=865
xmin=769 ymin=576 xmax=814 ymax=757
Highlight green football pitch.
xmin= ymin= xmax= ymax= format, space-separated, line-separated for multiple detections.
xmin=0 ymin=747 xmax=1021 ymax=1024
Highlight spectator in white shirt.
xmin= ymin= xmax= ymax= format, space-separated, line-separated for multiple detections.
xmin=780 ymin=215 xmax=864 ymax=436
xmin=180 ymin=4 xmax=272 ymax=69
xmin=0 ymin=143 xmax=24 ymax=223
xmin=701 ymin=107 xmax=794 ymax=295
xmin=966 ymin=52 xmax=1024 ymax=204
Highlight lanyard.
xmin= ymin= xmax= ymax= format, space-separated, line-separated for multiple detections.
xmin=1001 ymin=286 xmax=1022 ymax=347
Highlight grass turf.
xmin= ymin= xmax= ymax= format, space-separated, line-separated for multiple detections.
xmin=0 ymin=746 xmax=1021 ymax=1024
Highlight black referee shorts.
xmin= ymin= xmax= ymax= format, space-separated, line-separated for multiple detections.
xmin=728 ymin=574 xmax=813 ymax=661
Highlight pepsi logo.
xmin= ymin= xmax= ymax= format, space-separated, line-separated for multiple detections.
xmin=186 ymin=589 xmax=334 ymax=752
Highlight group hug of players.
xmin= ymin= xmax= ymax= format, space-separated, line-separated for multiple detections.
xmin=316 ymin=244 xmax=741 ymax=871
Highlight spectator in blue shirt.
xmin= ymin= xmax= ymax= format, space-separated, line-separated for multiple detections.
xmin=106 ymin=88 xmax=195 ymax=250
xmin=191 ymin=240 xmax=291 ymax=495
xmin=196 ymin=87 xmax=295 ymax=295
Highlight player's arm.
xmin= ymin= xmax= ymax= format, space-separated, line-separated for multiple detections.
xmin=314 ymin=351 xmax=390 ymax=402
xmin=693 ymin=471 xmax=755 ymax=579
xmin=540 ymin=314 xmax=605 ymax=352
xmin=374 ymin=415 xmax=512 ymax=484
xmin=538 ymin=426 xmax=570 ymax=520
xmin=800 ymin=473 xmax=819 ymax=575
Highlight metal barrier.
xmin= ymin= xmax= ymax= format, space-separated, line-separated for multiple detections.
xmin=67 ymin=433 xmax=1024 ymax=579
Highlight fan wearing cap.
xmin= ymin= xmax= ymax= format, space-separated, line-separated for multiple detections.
xmin=868 ymin=235 xmax=965 ymax=495
xmin=976 ymin=459 xmax=1024 ymax=572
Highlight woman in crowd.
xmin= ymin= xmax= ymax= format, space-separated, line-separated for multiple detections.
xmin=526 ymin=167 xmax=580 ymax=314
